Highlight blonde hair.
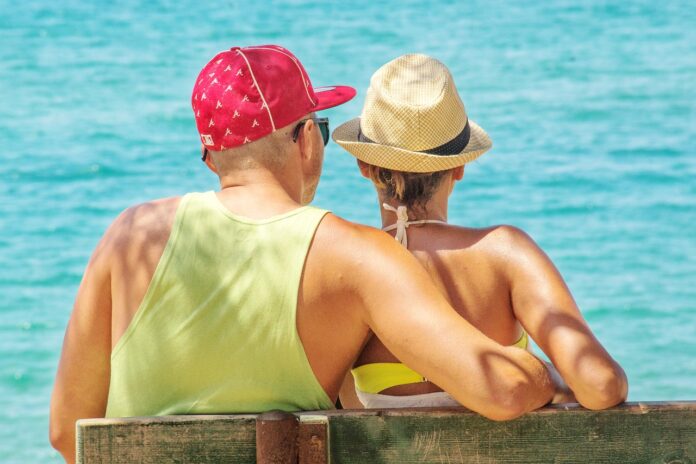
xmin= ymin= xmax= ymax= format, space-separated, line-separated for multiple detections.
xmin=364 ymin=163 xmax=450 ymax=217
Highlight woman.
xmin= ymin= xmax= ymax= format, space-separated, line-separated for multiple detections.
xmin=332 ymin=54 xmax=628 ymax=409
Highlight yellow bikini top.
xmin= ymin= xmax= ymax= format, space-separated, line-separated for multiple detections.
xmin=352 ymin=331 xmax=529 ymax=394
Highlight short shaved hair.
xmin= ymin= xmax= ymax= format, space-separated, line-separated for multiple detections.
xmin=209 ymin=116 xmax=307 ymax=173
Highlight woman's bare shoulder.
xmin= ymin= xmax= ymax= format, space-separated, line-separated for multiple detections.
xmin=445 ymin=224 xmax=545 ymax=272
xmin=443 ymin=224 xmax=536 ymax=252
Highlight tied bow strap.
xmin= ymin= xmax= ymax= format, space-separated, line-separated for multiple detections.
xmin=382 ymin=203 xmax=411 ymax=247
xmin=382 ymin=204 xmax=449 ymax=249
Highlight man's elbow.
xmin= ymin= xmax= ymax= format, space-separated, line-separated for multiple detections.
xmin=578 ymin=367 xmax=628 ymax=410
xmin=482 ymin=402 xmax=527 ymax=422
xmin=49 ymin=419 xmax=73 ymax=462
xmin=479 ymin=376 xmax=544 ymax=421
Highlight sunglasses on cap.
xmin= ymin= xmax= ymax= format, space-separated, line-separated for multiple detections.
xmin=292 ymin=117 xmax=330 ymax=146
xmin=201 ymin=117 xmax=330 ymax=162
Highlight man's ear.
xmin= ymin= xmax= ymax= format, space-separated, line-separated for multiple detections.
xmin=357 ymin=159 xmax=371 ymax=179
xmin=202 ymin=145 xmax=219 ymax=174
xmin=298 ymin=118 xmax=317 ymax=162
xmin=452 ymin=165 xmax=464 ymax=181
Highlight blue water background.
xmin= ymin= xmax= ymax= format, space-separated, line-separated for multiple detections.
xmin=1 ymin=0 xmax=694 ymax=461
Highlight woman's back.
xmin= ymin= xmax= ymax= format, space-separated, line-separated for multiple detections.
xmin=354 ymin=223 xmax=528 ymax=396
xmin=335 ymin=52 xmax=627 ymax=409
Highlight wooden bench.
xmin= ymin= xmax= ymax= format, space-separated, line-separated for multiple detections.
xmin=77 ymin=401 xmax=696 ymax=463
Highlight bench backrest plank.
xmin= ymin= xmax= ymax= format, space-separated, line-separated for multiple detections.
xmin=77 ymin=402 xmax=696 ymax=463
xmin=323 ymin=403 xmax=696 ymax=463
xmin=77 ymin=415 xmax=257 ymax=463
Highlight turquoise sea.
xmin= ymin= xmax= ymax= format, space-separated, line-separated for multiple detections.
xmin=1 ymin=0 xmax=694 ymax=461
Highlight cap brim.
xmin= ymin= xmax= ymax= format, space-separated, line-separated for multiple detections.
xmin=313 ymin=85 xmax=357 ymax=111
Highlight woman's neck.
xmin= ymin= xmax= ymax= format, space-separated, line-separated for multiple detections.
xmin=378 ymin=189 xmax=450 ymax=228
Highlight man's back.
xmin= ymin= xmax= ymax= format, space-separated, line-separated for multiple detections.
xmin=107 ymin=192 xmax=340 ymax=416
xmin=103 ymin=191 xmax=380 ymax=405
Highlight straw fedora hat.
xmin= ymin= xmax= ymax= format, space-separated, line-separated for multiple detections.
xmin=332 ymin=54 xmax=492 ymax=173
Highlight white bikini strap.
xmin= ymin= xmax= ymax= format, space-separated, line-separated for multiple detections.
xmin=382 ymin=203 xmax=447 ymax=248
xmin=382 ymin=203 xmax=410 ymax=247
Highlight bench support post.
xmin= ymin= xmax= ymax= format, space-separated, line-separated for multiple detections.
xmin=256 ymin=411 xmax=299 ymax=464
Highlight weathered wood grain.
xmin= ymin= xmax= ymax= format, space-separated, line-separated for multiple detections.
xmin=326 ymin=402 xmax=696 ymax=463
xmin=77 ymin=414 xmax=256 ymax=463
xmin=77 ymin=402 xmax=696 ymax=464
xmin=298 ymin=415 xmax=329 ymax=464
xmin=256 ymin=411 xmax=299 ymax=464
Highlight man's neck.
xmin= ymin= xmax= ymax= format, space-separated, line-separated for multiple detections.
xmin=216 ymin=168 xmax=305 ymax=219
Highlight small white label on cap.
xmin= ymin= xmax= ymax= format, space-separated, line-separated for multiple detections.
xmin=201 ymin=134 xmax=214 ymax=145
xmin=314 ymin=86 xmax=336 ymax=93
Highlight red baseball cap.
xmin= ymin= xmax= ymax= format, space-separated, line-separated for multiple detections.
xmin=192 ymin=45 xmax=356 ymax=151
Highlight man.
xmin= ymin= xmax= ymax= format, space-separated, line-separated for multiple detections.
xmin=50 ymin=45 xmax=557 ymax=463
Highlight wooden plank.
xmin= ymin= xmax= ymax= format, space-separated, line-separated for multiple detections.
xmin=76 ymin=403 xmax=696 ymax=463
xmin=326 ymin=402 xmax=696 ymax=463
xmin=77 ymin=414 xmax=256 ymax=464
xmin=256 ymin=411 xmax=299 ymax=464
xmin=298 ymin=415 xmax=329 ymax=464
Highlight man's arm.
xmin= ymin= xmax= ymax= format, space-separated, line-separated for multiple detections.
xmin=334 ymin=220 xmax=555 ymax=420
xmin=496 ymin=225 xmax=628 ymax=409
xmin=49 ymin=219 xmax=117 ymax=463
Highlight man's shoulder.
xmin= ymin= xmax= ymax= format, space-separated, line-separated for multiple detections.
xmin=105 ymin=196 xmax=183 ymax=248
xmin=315 ymin=213 xmax=392 ymax=249
xmin=312 ymin=212 xmax=418 ymax=274
xmin=121 ymin=196 xmax=182 ymax=220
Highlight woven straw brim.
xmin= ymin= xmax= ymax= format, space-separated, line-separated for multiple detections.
xmin=332 ymin=117 xmax=493 ymax=173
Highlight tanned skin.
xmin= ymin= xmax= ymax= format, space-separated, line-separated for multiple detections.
xmin=50 ymin=118 xmax=556 ymax=463
xmin=340 ymin=162 xmax=627 ymax=410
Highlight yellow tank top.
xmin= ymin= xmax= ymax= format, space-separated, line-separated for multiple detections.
xmin=105 ymin=191 xmax=334 ymax=417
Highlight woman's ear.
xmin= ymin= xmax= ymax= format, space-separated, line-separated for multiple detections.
xmin=357 ymin=159 xmax=371 ymax=178
xmin=452 ymin=165 xmax=464 ymax=181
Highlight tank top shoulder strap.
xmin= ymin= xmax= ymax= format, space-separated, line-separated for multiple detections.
xmin=188 ymin=190 xmax=329 ymax=225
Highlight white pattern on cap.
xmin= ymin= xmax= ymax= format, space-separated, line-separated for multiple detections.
xmin=236 ymin=49 xmax=276 ymax=131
